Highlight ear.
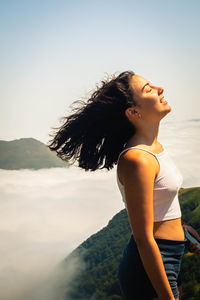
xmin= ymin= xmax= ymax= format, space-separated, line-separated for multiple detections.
xmin=125 ymin=107 xmax=140 ymax=119
xmin=125 ymin=107 xmax=133 ymax=118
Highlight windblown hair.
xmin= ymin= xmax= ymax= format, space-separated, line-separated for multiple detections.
xmin=47 ymin=70 xmax=138 ymax=171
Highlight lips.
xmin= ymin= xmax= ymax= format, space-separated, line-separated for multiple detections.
xmin=160 ymin=96 xmax=168 ymax=105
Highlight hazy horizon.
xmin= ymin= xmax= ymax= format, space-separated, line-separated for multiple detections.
xmin=1 ymin=116 xmax=200 ymax=145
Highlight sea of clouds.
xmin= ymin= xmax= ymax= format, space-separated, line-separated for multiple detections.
xmin=0 ymin=119 xmax=199 ymax=300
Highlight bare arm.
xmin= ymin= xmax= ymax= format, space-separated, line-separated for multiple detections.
xmin=120 ymin=150 xmax=176 ymax=300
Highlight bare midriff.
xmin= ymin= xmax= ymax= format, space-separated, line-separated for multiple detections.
xmin=153 ymin=217 xmax=185 ymax=241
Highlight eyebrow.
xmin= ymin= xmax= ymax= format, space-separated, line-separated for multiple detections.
xmin=141 ymin=82 xmax=150 ymax=91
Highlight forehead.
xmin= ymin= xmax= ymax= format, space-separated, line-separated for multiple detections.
xmin=130 ymin=74 xmax=149 ymax=91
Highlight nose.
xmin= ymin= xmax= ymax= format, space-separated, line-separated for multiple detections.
xmin=158 ymin=86 xmax=164 ymax=95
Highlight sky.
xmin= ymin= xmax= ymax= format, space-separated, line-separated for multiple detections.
xmin=0 ymin=0 xmax=200 ymax=143
xmin=0 ymin=119 xmax=200 ymax=300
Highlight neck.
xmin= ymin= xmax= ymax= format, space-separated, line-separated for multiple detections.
xmin=128 ymin=120 xmax=160 ymax=147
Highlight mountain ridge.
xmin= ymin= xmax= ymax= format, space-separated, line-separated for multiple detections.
xmin=0 ymin=137 xmax=69 ymax=169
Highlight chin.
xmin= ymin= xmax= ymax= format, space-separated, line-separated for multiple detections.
xmin=167 ymin=105 xmax=172 ymax=112
xmin=160 ymin=106 xmax=171 ymax=120
xmin=164 ymin=103 xmax=172 ymax=113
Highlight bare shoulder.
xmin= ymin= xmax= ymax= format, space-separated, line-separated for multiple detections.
xmin=118 ymin=148 xmax=158 ymax=186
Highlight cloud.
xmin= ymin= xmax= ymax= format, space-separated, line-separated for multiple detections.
xmin=0 ymin=166 xmax=124 ymax=300
xmin=16 ymin=252 xmax=87 ymax=300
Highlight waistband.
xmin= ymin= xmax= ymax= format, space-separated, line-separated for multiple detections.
xmin=154 ymin=226 xmax=187 ymax=244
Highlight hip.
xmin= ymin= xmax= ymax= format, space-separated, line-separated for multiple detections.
xmin=122 ymin=228 xmax=187 ymax=263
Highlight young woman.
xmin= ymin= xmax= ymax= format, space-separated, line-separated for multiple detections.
xmin=47 ymin=71 xmax=191 ymax=300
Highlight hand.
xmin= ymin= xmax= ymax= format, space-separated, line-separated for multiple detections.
xmin=187 ymin=241 xmax=200 ymax=255
xmin=182 ymin=224 xmax=200 ymax=256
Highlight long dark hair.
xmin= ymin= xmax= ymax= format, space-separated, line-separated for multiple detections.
xmin=47 ymin=70 xmax=138 ymax=171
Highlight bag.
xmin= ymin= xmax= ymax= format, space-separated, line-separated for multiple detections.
xmin=182 ymin=222 xmax=200 ymax=255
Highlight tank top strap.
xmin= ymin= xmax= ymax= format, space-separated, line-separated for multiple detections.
xmin=117 ymin=146 xmax=159 ymax=164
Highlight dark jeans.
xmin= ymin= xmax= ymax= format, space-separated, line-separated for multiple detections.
xmin=118 ymin=227 xmax=187 ymax=300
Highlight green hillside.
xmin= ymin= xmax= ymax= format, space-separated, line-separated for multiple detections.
xmin=0 ymin=138 xmax=69 ymax=170
xmin=63 ymin=187 xmax=200 ymax=300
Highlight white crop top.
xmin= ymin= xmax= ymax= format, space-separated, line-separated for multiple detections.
xmin=116 ymin=146 xmax=183 ymax=222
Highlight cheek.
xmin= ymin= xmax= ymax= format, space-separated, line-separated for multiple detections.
xmin=143 ymin=96 xmax=158 ymax=110
xmin=134 ymin=93 xmax=158 ymax=111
